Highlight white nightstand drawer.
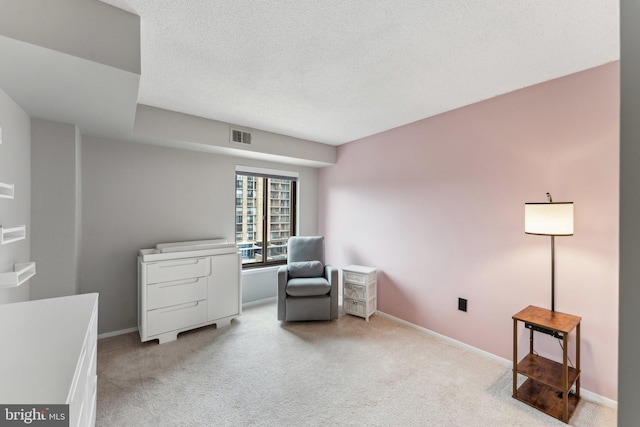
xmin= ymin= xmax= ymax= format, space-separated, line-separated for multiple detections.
xmin=147 ymin=276 xmax=207 ymax=310
xmin=146 ymin=257 xmax=211 ymax=284
xmin=344 ymin=282 xmax=366 ymax=300
xmin=343 ymin=271 xmax=367 ymax=284
xmin=344 ymin=298 xmax=366 ymax=316
xmin=343 ymin=266 xmax=376 ymax=285
xmin=344 ymin=281 xmax=377 ymax=301
xmin=147 ymin=300 xmax=207 ymax=337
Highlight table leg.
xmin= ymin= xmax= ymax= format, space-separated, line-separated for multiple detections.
xmin=562 ymin=333 xmax=569 ymax=422
xmin=513 ymin=318 xmax=518 ymax=398
xmin=576 ymin=322 xmax=581 ymax=398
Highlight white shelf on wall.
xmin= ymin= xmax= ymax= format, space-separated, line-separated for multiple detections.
xmin=0 ymin=182 xmax=15 ymax=199
xmin=0 ymin=225 xmax=26 ymax=244
xmin=0 ymin=262 xmax=36 ymax=288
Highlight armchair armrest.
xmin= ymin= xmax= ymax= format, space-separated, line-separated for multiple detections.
xmin=277 ymin=265 xmax=288 ymax=320
xmin=324 ymin=265 xmax=338 ymax=286
xmin=324 ymin=265 xmax=339 ymax=320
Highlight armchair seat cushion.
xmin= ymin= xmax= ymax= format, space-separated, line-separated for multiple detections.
xmin=286 ymin=277 xmax=331 ymax=297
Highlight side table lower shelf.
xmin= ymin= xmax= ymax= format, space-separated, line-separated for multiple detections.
xmin=515 ymin=378 xmax=579 ymax=421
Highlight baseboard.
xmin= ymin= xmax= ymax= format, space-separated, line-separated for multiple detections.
xmin=242 ymin=266 xmax=280 ymax=276
xmin=375 ymin=310 xmax=618 ymax=409
xmin=580 ymin=389 xmax=618 ymax=409
xmin=242 ymin=296 xmax=277 ymax=308
xmin=98 ymin=326 xmax=138 ymax=340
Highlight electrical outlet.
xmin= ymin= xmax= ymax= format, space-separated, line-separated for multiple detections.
xmin=458 ymin=298 xmax=467 ymax=312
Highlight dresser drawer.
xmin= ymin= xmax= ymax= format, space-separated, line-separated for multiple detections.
xmin=344 ymin=282 xmax=366 ymax=300
xmin=344 ymin=298 xmax=366 ymax=316
xmin=147 ymin=276 xmax=207 ymax=310
xmin=82 ymin=377 xmax=97 ymax=427
xmin=88 ymin=307 xmax=97 ymax=354
xmin=147 ymin=300 xmax=207 ymax=337
xmin=68 ymin=343 xmax=88 ymax=427
xmin=146 ymin=257 xmax=211 ymax=284
xmin=346 ymin=270 xmax=376 ymax=283
xmin=343 ymin=271 xmax=367 ymax=284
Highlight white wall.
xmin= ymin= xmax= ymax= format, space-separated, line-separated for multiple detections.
xmin=134 ymin=105 xmax=336 ymax=167
xmin=0 ymin=89 xmax=31 ymax=304
xmin=30 ymin=119 xmax=82 ymax=300
xmin=0 ymin=0 xmax=140 ymax=74
xmin=80 ymin=136 xmax=319 ymax=334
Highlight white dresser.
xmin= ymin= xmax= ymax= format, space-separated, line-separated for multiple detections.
xmin=0 ymin=293 xmax=99 ymax=427
xmin=342 ymin=265 xmax=377 ymax=321
xmin=138 ymin=240 xmax=241 ymax=344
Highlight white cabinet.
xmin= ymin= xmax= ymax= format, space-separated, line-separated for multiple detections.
xmin=0 ymin=293 xmax=99 ymax=427
xmin=342 ymin=265 xmax=377 ymax=321
xmin=138 ymin=240 xmax=241 ymax=344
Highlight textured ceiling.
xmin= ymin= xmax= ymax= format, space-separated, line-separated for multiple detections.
xmin=99 ymin=0 xmax=619 ymax=145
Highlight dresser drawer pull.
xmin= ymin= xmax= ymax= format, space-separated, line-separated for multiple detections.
xmin=156 ymin=258 xmax=201 ymax=268
xmin=147 ymin=276 xmax=207 ymax=310
xmin=146 ymin=257 xmax=211 ymax=284
xmin=158 ymin=277 xmax=199 ymax=288
xmin=159 ymin=301 xmax=200 ymax=313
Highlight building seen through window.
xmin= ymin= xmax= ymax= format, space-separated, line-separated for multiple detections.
xmin=235 ymin=173 xmax=296 ymax=267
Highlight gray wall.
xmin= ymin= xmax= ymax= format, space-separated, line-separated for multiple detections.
xmin=30 ymin=119 xmax=82 ymax=300
xmin=619 ymin=0 xmax=640 ymax=423
xmin=80 ymin=136 xmax=319 ymax=334
xmin=242 ymin=266 xmax=280 ymax=304
xmin=0 ymin=89 xmax=31 ymax=304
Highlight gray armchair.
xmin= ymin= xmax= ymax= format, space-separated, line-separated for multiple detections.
xmin=277 ymin=236 xmax=338 ymax=321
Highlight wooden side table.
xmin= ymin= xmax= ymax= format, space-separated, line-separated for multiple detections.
xmin=512 ymin=305 xmax=581 ymax=423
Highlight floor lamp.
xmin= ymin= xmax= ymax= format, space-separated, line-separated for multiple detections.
xmin=524 ymin=193 xmax=574 ymax=312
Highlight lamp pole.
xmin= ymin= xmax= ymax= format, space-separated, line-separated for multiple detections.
xmin=551 ymin=235 xmax=555 ymax=312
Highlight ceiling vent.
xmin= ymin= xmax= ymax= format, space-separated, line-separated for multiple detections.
xmin=230 ymin=128 xmax=252 ymax=145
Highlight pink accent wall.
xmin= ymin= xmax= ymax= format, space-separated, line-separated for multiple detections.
xmin=319 ymin=62 xmax=619 ymax=400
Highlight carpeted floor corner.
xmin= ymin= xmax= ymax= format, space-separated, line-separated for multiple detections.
xmin=96 ymin=301 xmax=616 ymax=426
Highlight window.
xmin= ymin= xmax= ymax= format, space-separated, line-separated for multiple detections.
xmin=235 ymin=169 xmax=297 ymax=268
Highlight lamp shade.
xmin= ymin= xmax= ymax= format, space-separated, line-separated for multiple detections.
xmin=524 ymin=202 xmax=574 ymax=236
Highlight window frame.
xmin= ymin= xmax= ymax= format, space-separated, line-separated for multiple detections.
xmin=235 ymin=166 xmax=298 ymax=270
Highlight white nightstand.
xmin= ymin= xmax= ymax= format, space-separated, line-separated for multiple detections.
xmin=342 ymin=265 xmax=377 ymax=321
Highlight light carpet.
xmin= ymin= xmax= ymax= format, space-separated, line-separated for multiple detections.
xmin=96 ymin=301 xmax=616 ymax=426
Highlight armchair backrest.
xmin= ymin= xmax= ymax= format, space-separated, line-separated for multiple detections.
xmin=288 ymin=236 xmax=325 ymax=265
